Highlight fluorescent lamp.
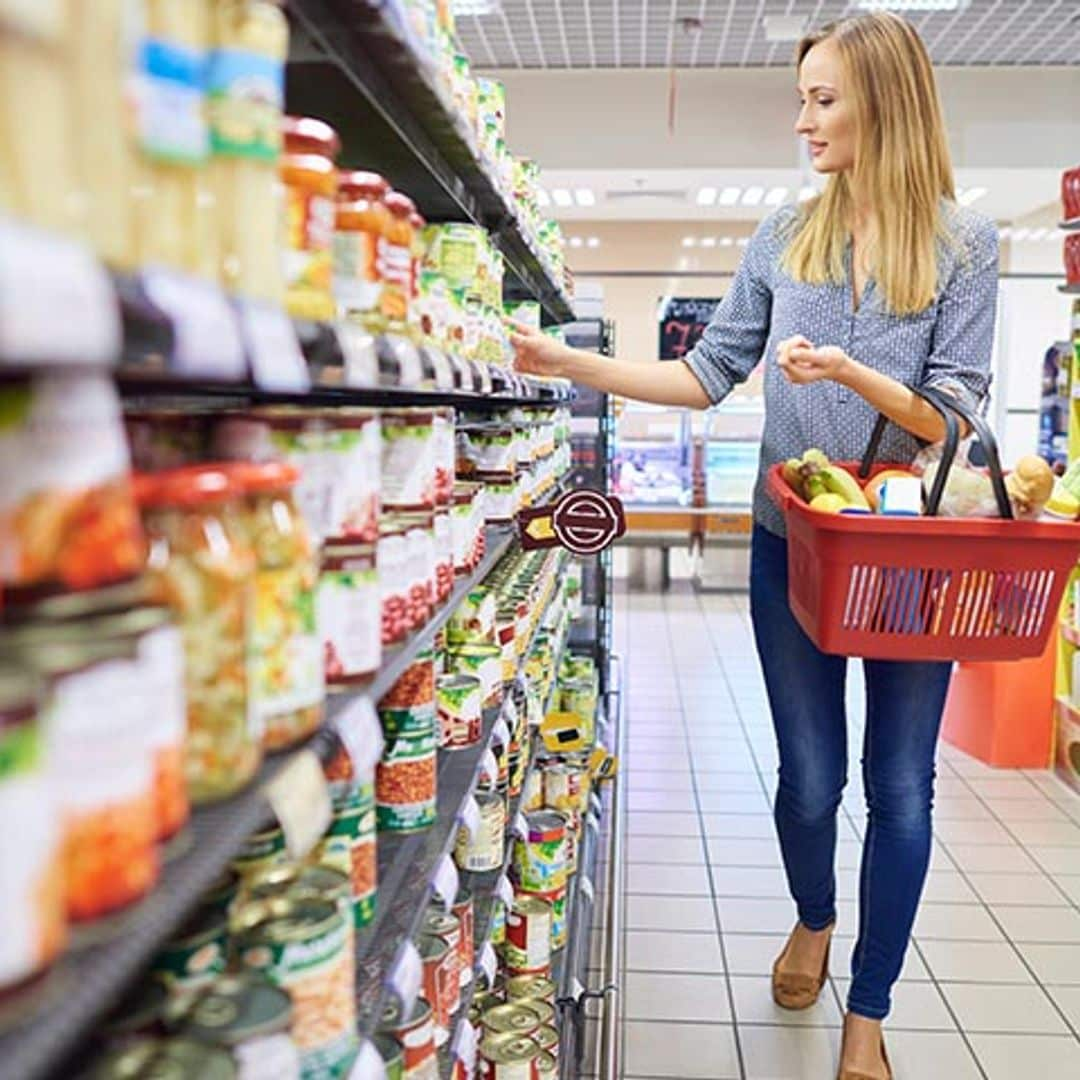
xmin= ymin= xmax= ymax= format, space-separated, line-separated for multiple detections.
xmin=536 ymin=188 xmax=550 ymax=207
xmin=586 ymin=236 xmax=600 ymax=248
xmin=569 ymin=236 xmax=583 ymax=248
xmin=551 ymin=188 xmax=573 ymax=207
xmin=720 ymin=237 xmax=734 ymax=247
xmin=856 ymin=1 xmax=967 ymax=12
xmin=764 ymin=186 xmax=788 ymax=206
xmin=736 ymin=237 xmax=750 ymax=247
xmin=574 ymin=188 xmax=596 ymax=207
xmin=742 ymin=186 xmax=765 ymax=206
xmin=696 ymin=187 xmax=718 ymax=206
xmin=797 ymin=186 xmax=817 ymax=202
xmin=719 ymin=186 xmax=741 ymax=206
xmin=700 ymin=237 xmax=717 ymax=248
xmin=681 ymin=237 xmax=697 ymax=248
xmin=957 ymin=186 xmax=987 ymax=206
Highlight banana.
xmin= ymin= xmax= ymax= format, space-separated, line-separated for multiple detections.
xmin=782 ymin=458 xmax=804 ymax=496
xmin=802 ymin=448 xmax=830 ymax=469
xmin=804 ymin=472 xmax=828 ymax=501
xmin=821 ymin=465 xmax=871 ymax=510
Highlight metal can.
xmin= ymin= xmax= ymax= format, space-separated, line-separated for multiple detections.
xmin=482 ymin=1001 xmax=544 ymax=1039
xmin=452 ymin=889 xmax=475 ymax=989
xmin=478 ymin=1032 xmax=541 ymax=1079
xmin=236 ymin=864 xmax=353 ymax=954
xmin=374 ymin=1033 xmax=405 ymax=1080
xmin=87 ymin=1037 xmax=237 ymax=1079
xmin=512 ymin=811 xmax=568 ymax=894
xmin=231 ymin=825 xmax=287 ymax=879
xmin=233 ymin=898 xmax=357 ymax=1079
xmin=377 ymin=715 xmax=437 ymax=833
xmin=490 ymin=898 xmax=507 ymax=949
xmin=378 ymin=997 xmax=437 ymax=1080
xmin=557 ymin=678 xmax=596 ymax=744
xmin=418 ymin=933 xmax=455 ymax=1045
xmin=504 ymin=896 xmax=552 ymax=975
xmin=524 ymin=1001 xmax=555 ymax=1029
xmin=532 ymin=1024 xmax=558 ymax=1057
xmin=436 ymin=673 xmax=483 ymax=749
xmin=454 ymin=791 xmax=504 ymax=872
xmin=529 ymin=884 xmax=568 ymax=952
xmin=422 ymin=909 xmax=463 ymax=1013
xmin=446 ymin=643 xmax=503 ymax=709
xmin=153 ymin=907 xmax=228 ymax=991
xmin=447 ymin=586 xmax=496 ymax=645
xmin=310 ymin=782 xmax=377 ymax=928
xmin=319 ymin=542 xmax=381 ymax=684
xmin=521 ymin=768 xmax=544 ymax=814
xmin=380 ymin=650 xmax=436 ymax=714
xmin=535 ymin=1049 xmax=557 ymax=1078
xmin=164 ymin=974 xmax=300 ymax=1080
xmin=381 ymin=410 xmax=436 ymax=511
xmin=506 ymin=975 xmax=556 ymax=1006
xmin=542 ymin=763 xmax=586 ymax=816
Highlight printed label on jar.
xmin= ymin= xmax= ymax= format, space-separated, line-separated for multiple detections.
xmin=206 ymin=47 xmax=284 ymax=160
xmin=377 ymin=240 xmax=412 ymax=323
xmin=134 ymin=36 xmax=207 ymax=163
xmin=381 ymin=418 xmax=435 ymax=509
xmin=284 ymin=188 xmax=336 ymax=297
xmin=319 ymin=566 xmax=381 ymax=682
xmin=334 ymin=232 xmax=381 ymax=315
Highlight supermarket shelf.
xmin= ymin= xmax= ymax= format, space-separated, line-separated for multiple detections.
xmin=0 ymin=728 xmax=339 ymax=1080
xmin=285 ymin=0 xmax=574 ymax=326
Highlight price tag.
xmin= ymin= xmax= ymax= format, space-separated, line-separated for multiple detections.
xmin=492 ymin=716 xmax=511 ymax=749
xmin=262 ymin=749 xmax=333 ymax=859
xmin=586 ymin=814 xmax=600 ymax=838
xmin=451 ymin=353 xmax=475 ymax=391
xmin=347 ymin=1040 xmax=387 ymax=1080
xmin=496 ymin=874 xmax=515 ymax=907
xmin=452 ymin=1019 xmax=478 ymax=1073
xmin=388 ymin=940 xmax=423 ymax=1014
xmin=572 ymin=975 xmax=585 ymax=1000
xmin=0 ymin=220 xmax=121 ymax=366
xmin=480 ymin=748 xmax=498 ymax=785
xmin=458 ymin=795 xmax=481 ymax=839
xmin=336 ymin=320 xmax=378 ymax=387
xmin=332 ymin=697 xmax=384 ymax=778
xmin=473 ymin=360 xmax=493 ymax=395
xmin=425 ymin=346 xmax=454 ymax=391
xmin=432 ymin=854 xmax=459 ymax=912
xmin=590 ymin=791 xmax=603 ymax=816
xmin=512 ymin=813 xmax=529 ymax=840
xmin=479 ymin=941 xmax=497 ymax=987
xmin=581 ymin=875 xmax=594 ymax=903
xmin=241 ymin=299 xmax=309 ymax=391
xmin=143 ymin=269 xmax=245 ymax=379
xmin=391 ymin=335 xmax=423 ymax=387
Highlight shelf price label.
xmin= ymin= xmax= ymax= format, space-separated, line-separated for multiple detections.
xmin=452 ymin=1019 xmax=478 ymax=1073
xmin=478 ymin=941 xmax=497 ymax=987
xmin=347 ymin=1039 xmax=387 ymax=1080
xmin=585 ymin=814 xmax=600 ymax=838
xmin=0 ymin=220 xmax=121 ymax=367
xmin=263 ymin=749 xmax=333 ymax=859
xmin=512 ymin=813 xmax=529 ymax=840
xmin=458 ymin=795 xmax=481 ymax=839
xmin=495 ymin=874 xmax=515 ymax=908
xmin=590 ymin=791 xmax=603 ymax=816
xmin=431 ymin=854 xmax=459 ymax=913
xmin=335 ymin=320 xmax=378 ymax=388
xmin=491 ymin=716 xmax=511 ymax=749
xmin=580 ymin=875 xmax=595 ymax=903
xmin=388 ymin=940 xmax=423 ymax=1014
xmin=473 ymin=360 xmax=493 ymax=395
xmin=332 ymin=697 xmax=384 ymax=777
xmin=479 ymin=748 xmax=498 ymax=786
xmin=240 ymin=299 xmax=310 ymax=392
xmin=449 ymin=353 xmax=475 ymax=391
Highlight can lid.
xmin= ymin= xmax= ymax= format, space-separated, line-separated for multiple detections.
xmin=482 ymin=1001 xmax=543 ymax=1035
xmin=417 ymin=932 xmax=450 ymax=961
xmin=479 ymin=1031 xmax=540 ymax=1064
xmin=165 ymin=975 xmax=292 ymax=1045
xmin=84 ymin=1037 xmax=237 ymax=1080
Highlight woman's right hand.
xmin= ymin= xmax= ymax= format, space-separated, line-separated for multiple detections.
xmin=509 ymin=322 xmax=571 ymax=378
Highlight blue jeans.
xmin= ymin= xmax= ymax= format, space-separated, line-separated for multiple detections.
xmin=749 ymin=525 xmax=952 ymax=1020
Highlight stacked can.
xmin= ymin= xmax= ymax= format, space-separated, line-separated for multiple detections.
xmin=508 ymin=810 xmax=568 ymax=971
xmin=418 ymin=932 xmax=457 ymax=1046
xmin=454 ymin=790 xmax=505 ymax=873
xmin=377 ymin=653 xmax=437 ymax=832
xmin=378 ymin=998 xmax=437 ymax=1080
xmin=436 ymin=672 xmax=482 ymax=749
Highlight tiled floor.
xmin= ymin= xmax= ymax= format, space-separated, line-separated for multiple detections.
xmin=608 ymin=583 xmax=1080 ymax=1080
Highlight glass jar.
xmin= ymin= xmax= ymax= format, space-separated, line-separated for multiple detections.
xmin=380 ymin=191 xmax=416 ymax=330
xmin=377 ymin=520 xmax=410 ymax=646
xmin=281 ymin=115 xmax=340 ymax=321
xmin=227 ymin=462 xmax=324 ymax=751
xmin=136 ymin=466 xmax=261 ymax=803
xmin=335 ymin=170 xmax=390 ymax=330
xmin=208 ymin=0 xmax=288 ymax=299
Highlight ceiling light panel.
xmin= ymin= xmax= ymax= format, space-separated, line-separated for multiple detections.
xmin=764 ymin=187 xmax=788 ymax=206
xmin=551 ymin=188 xmax=573 ymax=207
xmin=741 ymin=186 xmax=765 ymax=206
xmin=574 ymin=188 xmax=596 ymax=207
xmin=696 ymin=187 xmax=718 ymax=206
xmin=586 ymin=236 xmax=600 ymax=248
xmin=700 ymin=237 xmax=717 ymax=248
xmin=682 ymin=237 xmax=697 ymax=248
xmin=719 ymin=187 xmax=741 ymax=206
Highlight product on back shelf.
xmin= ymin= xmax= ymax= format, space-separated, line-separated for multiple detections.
xmin=418 ymin=931 xmax=456 ymax=1043
xmin=448 ymin=586 xmax=496 ymax=645
xmin=334 ymin=170 xmax=390 ymax=330
xmin=512 ymin=811 xmax=568 ymax=895
xmin=308 ymin=781 xmax=377 ymax=929
xmin=377 ymin=997 xmax=437 ymax=1080
xmin=457 ymin=425 xmax=517 ymax=477
xmin=504 ymin=895 xmax=552 ymax=975
xmin=436 ymin=673 xmax=483 ymax=749
xmin=395 ymin=511 xmax=436 ymax=629
xmin=377 ymin=518 xmax=411 ymax=645
xmin=381 ymin=191 xmax=417 ymax=329
xmin=280 ymin=116 xmax=340 ymax=321
xmin=376 ymin=711 xmax=437 ymax=832
xmin=454 ymin=790 xmax=505 ymax=872
xmin=447 ymin=642 xmax=503 ymax=709
xmin=153 ymin=905 xmax=228 ymax=991
xmin=319 ymin=539 xmax=381 ymax=683
xmin=381 ymin=410 xmax=437 ymax=511
xmin=84 ymin=1037 xmax=238 ymax=1080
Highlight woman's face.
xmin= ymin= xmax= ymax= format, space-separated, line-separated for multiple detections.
xmin=795 ymin=39 xmax=857 ymax=174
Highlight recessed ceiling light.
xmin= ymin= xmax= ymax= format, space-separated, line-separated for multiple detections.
xmin=700 ymin=237 xmax=717 ymax=248
xmin=764 ymin=187 xmax=788 ymax=206
xmin=586 ymin=236 xmax=600 ymax=248
xmin=569 ymin=236 xmax=583 ymax=248
xmin=957 ymin=186 xmax=987 ymax=206
xmin=574 ymin=188 xmax=596 ymax=207
xmin=682 ymin=237 xmax=697 ymax=248
xmin=742 ymin=186 xmax=765 ymax=206
xmin=720 ymin=237 xmax=734 ymax=247
xmin=536 ymin=188 xmax=551 ymax=207
xmin=719 ymin=187 xmax=741 ymax=206
xmin=736 ymin=237 xmax=750 ymax=247
xmin=797 ymin=186 xmax=816 ymax=202
xmin=552 ymin=188 xmax=573 ymax=207
xmin=763 ymin=14 xmax=807 ymax=42
xmin=696 ymin=187 xmax=718 ymax=206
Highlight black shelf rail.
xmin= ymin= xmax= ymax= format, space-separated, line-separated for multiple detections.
xmin=286 ymin=0 xmax=574 ymax=326
xmin=1060 ymin=218 xmax=1080 ymax=232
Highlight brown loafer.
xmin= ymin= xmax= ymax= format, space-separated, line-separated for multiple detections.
xmin=771 ymin=922 xmax=834 ymax=1010
xmin=837 ymin=1036 xmax=892 ymax=1080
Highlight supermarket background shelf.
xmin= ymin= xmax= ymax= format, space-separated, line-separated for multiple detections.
xmin=285 ymin=0 xmax=574 ymax=326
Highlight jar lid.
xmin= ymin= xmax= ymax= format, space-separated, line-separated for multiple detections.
xmin=223 ymin=461 xmax=300 ymax=494
xmin=338 ymin=170 xmax=389 ymax=200
xmin=282 ymin=115 xmax=340 ymax=159
xmin=384 ymin=191 xmax=416 ymax=219
xmin=409 ymin=211 xmax=426 ymax=231
xmin=133 ymin=466 xmax=237 ymax=508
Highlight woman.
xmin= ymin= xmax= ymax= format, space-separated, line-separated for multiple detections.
xmin=510 ymin=12 xmax=997 ymax=1080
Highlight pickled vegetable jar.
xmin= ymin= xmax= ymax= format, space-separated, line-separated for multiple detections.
xmin=281 ymin=116 xmax=340 ymax=321
xmin=228 ymin=462 xmax=324 ymax=751
xmin=334 ymin=170 xmax=390 ymax=329
xmin=136 ymin=466 xmax=261 ymax=803
xmin=380 ymin=191 xmax=416 ymax=328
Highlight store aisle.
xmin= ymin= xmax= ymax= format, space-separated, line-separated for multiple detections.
xmin=614 ymin=582 xmax=1080 ymax=1080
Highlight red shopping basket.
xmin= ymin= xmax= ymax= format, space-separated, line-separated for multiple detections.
xmin=766 ymin=388 xmax=1080 ymax=662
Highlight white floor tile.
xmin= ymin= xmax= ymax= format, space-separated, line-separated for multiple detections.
xmin=707 ymin=837 xmax=785 ymax=868
xmin=624 ymin=971 xmax=732 ymax=1023
xmin=917 ymin=939 xmax=1035 ymax=984
xmin=627 ymin=894 xmax=718 ymax=933
xmin=626 ymin=930 xmax=726 ymax=975
xmin=933 ymin=817 xmax=1017 ymax=845
xmin=881 ymin=1031 xmax=983 ymax=1079
xmin=913 ymin=903 xmax=1006 ymax=942
xmin=627 ymin=811 xmax=702 ymax=837
xmin=623 ymin=1020 xmax=740 ymax=1078
xmin=1044 ymin=984 xmax=1080 ymax=1031
xmin=1056 ymin=875 xmax=1080 ymax=904
xmin=988 ymin=798 xmax=1074 ymax=823
xmin=711 ymin=866 xmax=791 ymax=899
xmin=696 ymin=790 xmax=774 ymax=814
xmin=738 ymin=1024 xmax=841 ymax=1080
xmin=627 ymin=790 xmax=699 ymax=813
xmin=942 ymin=842 xmax=1041 ymax=874
xmin=835 ymin=978 xmax=956 ymax=1031
xmin=1027 ymin=845 xmax=1080 ymax=875
xmin=968 ymin=1033 xmax=1080 ymax=1078
xmin=723 ymin=933 xmax=788 ymax=977
xmin=966 ymin=777 xmax=1044 ymax=800
xmin=989 ymin=903 xmax=1080 ymax=944
xmin=940 ymin=983 xmax=1070 ymax=1035
xmin=628 ymin=835 xmax=706 ymax=865
xmin=965 ymin=870 xmax=1071 ymax=906
xmin=700 ymin=813 xmax=778 ymax=839
xmin=692 ymin=772 xmax=766 ymax=793
xmin=716 ymin=897 xmax=798 ymax=934
xmin=1007 ymin=819 xmax=1080 ymax=846
xmin=628 ymin=862 xmax=712 ymax=896
xmin=1015 ymin=943 xmax=1080 ymax=985
xmin=933 ymin=796 xmax=995 ymax=821
xmin=730 ymin=975 xmax=843 ymax=1027
xmin=919 ymin=871 xmax=980 ymax=904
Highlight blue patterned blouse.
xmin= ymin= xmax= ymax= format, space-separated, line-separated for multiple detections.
xmin=684 ymin=203 xmax=999 ymax=536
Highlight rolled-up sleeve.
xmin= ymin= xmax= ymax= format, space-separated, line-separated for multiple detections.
xmin=683 ymin=219 xmax=775 ymax=404
xmin=919 ymin=216 xmax=999 ymax=411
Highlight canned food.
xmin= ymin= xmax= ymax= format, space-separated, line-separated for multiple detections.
xmin=233 ymin=898 xmax=356 ymax=1079
xmin=447 ymin=587 xmax=496 ymax=646
xmin=85 ymin=1037 xmax=237 ymax=1079
xmin=232 ymin=826 xmax=287 ymax=879
xmin=528 ymin=885 xmax=567 ymax=952
xmin=457 ymin=425 xmax=517 ymax=477
xmin=436 ymin=673 xmax=482 ymax=749
xmin=378 ymin=520 xmax=410 ymax=645
xmin=512 ymin=812 xmax=568 ymax=894
xmin=432 ymin=508 xmax=453 ymax=604
xmin=382 ymin=410 xmax=436 ymax=511
xmin=396 ymin=512 xmax=435 ymax=629
xmin=452 ymin=888 xmax=475 ymax=990
xmin=521 ymin=768 xmax=544 ymax=814
xmin=505 ymin=975 xmax=556 ymax=1006
xmin=558 ymin=678 xmax=596 ymax=744
xmin=378 ymin=997 xmax=436 ymax=1080
xmin=319 ymin=542 xmax=381 ymax=683
xmin=478 ymin=473 xmax=517 ymax=524
xmin=164 ymin=974 xmax=299 ymax=1080
xmin=380 ymin=650 xmax=436 ymax=712
xmin=535 ymin=1049 xmax=557 ymax=1078
xmin=418 ymin=932 xmax=456 ymax=1042
xmin=532 ymin=1024 xmax=558 ymax=1056
xmin=0 ymin=666 xmax=65 ymax=993
xmin=490 ymin=898 xmax=507 ymax=949
xmin=482 ymin=1001 xmax=543 ymax=1038
xmin=422 ymin=909 xmax=463 ymax=1008
xmin=377 ymin=716 xmax=437 ymax=833
xmin=524 ymin=1001 xmax=555 ymax=1029
xmin=542 ymin=763 xmax=586 ymax=816
xmin=504 ymin=896 xmax=552 ymax=975
xmin=237 ymin=863 xmax=352 ymax=938
xmin=309 ymin=783 xmax=377 ymax=928
xmin=446 ymin=643 xmax=502 ymax=709
xmin=454 ymin=791 xmax=505 ymax=872
xmin=478 ymin=1032 xmax=540 ymax=1079
xmin=100 ymin=975 xmax=169 ymax=1042
xmin=374 ymin=1032 xmax=405 ymax=1080
xmin=203 ymin=869 xmax=239 ymax=915
xmin=153 ymin=907 xmax=227 ymax=991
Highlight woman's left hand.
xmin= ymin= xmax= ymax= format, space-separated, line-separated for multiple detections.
xmin=777 ymin=338 xmax=852 ymax=385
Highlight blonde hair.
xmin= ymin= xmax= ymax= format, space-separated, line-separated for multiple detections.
xmin=782 ymin=12 xmax=955 ymax=316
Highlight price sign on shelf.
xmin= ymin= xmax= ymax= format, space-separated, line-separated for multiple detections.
xmin=347 ymin=1039 xmax=387 ymax=1080
xmin=388 ymin=940 xmax=423 ymax=1014
xmin=332 ymin=697 xmax=384 ymax=777
xmin=480 ymin=748 xmax=498 ymax=786
xmin=495 ymin=875 xmax=515 ymax=908
xmin=450 ymin=353 xmax=474 ymax=391
xmin=452 ymin=1019 xmax=478 ymax=1074
xmin=580 ymin=875 xmax=595 ymax=903
xmin=491 ymin=716 xmax=511 ymax=749
xmin=512 ymin=812 xmax=529 ymax=840
xmin=473 ymin=360 xmax=493 ymax=395
xmin=478 ymin=942 xmax=497 ymax=987
xmin=262 ymin=749 xmax=333 ymax=859
xmin=335 ymin=320 xmax=378 ymax=388
xmin=240 ymin=299 xmax=310 ymax=392
xmin=431 ymin=854 xmax=459 ymax=913
xmin=458 ymin=795 xmax=481 ymax=839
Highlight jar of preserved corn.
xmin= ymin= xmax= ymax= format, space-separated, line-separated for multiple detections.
xmin=380 ymin=191 xmax=417 ymax=329
xmin=334 ymin=170 xmax=390 ymax=330
xmin=227 ymin=462 xmax=325 ymax=751
xmin=136 ymin=466 xmax=261 ymax=803
xmin=281 ymin=115 xmax=340 ymax=321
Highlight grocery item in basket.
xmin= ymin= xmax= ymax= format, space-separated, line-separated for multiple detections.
xmin=153 ymin=906 xmax=228 ymax=991
xmin=0 ymin=665 xmax=65 ymax=994
xmin=309 ymin=782 xmax=377 ymax=928
xmin=233 ymin=897 xmax=357 ymax=1079
xmin=136 ymin=465 xmax=261 ymax=804
xmin=319 ymin=542 xmax=381 ymax=683
xmin=447 ymin=643 xmax=502 ymax=709
xmin=378 ymin=997 xmax=437 ymax=1080
xmin=84 ymin=1037 xmax=238 ymax=1080
xmin=377 ymin=717 xmax=437 ymax=833
xmin=229 ymin=463 xmax=324 ymax=751
xmin=504 ymin=896 xmax=552 ymax=975
xmin=382 ymin=411 xmax=437 ymax=511
xmin=454 ymin=790 xmax=505 ymax=872
xmin=0 ymin=373 xmax=144 ymax=593
xmin=512 ymin=811 xmax=568 ymax=894
xmin=418 ymin=932 xmax=457 ymax=1043
xmin=437 ymin=673 xmax=483 ymax=749
xmin=164 ymin=973 xmax=300 ymax=1080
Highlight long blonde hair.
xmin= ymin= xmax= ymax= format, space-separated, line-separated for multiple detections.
xmin=782 ymin=12 xmax=955 ymax=316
